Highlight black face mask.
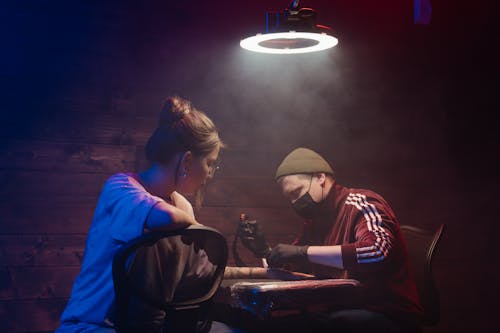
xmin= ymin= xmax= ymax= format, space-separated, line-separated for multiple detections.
xmin=292 ymin=191 xmax=322 ymax=219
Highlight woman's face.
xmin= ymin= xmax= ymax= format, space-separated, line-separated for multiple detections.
xmin=181 ymin=144 xmax=220 ymax=195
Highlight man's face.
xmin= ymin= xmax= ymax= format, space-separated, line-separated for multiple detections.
xmin=278 ymin=174 xmax=324 ymax=204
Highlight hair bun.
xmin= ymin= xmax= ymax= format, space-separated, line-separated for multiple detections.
xmin=158 ymin=96 xmax=192 ymax=126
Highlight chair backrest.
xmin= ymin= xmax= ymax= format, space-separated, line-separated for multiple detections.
xmin=112 ymin=225 xmax=228 ymax=333
xmin=400 ymin=224 xmax=445 ymax=326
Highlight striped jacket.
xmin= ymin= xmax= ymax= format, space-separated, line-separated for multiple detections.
xmin=294 ymin=183 xmax=423 ymax=321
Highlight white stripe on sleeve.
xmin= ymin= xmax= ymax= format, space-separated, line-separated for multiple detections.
xmin=345 ymin=193 xmax=392 ymax=264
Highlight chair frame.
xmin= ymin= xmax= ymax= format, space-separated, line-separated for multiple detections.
xmin=112 ymin=226 xmax=228 ymax=333
xmin=400 ymin=224 xmax=445 ymax=326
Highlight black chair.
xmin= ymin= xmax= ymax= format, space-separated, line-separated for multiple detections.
xmin=400 ymin=224 xmax=445 ymax=326
xmin=112 ymin=225 xmax=228 ymax=333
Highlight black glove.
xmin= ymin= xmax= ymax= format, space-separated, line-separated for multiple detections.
xmin=238 ymin=218 xmax=271 ymax=258
xmin=267 ymin=244 xmax=309 ymax=268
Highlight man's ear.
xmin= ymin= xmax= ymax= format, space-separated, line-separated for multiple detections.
xmin=317 ymin=173 xmax=327 ymax=187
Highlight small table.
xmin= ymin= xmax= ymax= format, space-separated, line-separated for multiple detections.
xmin=213 ymin=277 xmax=362 ymax=329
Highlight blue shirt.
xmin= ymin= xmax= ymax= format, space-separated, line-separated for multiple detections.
xmin=57 ymin=173 xmax=162 ymax=331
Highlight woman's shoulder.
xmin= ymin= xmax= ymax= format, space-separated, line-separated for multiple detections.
xmin=105 ymin=172 xmax=137 ymax=185
xmin=101 ymin=173 xmax=145 ymax=194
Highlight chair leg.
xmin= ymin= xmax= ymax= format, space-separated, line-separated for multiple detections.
xmin=165 ymin=307 xmax=203 ymax=333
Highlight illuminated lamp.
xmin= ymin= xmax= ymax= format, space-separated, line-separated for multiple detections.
xmin=240 ymin=0 xmax=338 ymax=54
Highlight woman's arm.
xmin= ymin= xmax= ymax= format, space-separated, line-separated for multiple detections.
xmin=171 ymin=191 xmax=195 ymax=218
xmin=145 ymin=200 xmax=200 ymax=231
xmin=223 ymin=266 xmax=314 ymax=280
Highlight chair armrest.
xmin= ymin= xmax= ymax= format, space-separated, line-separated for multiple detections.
xmin=228 ymin=279 xmax=361 ymax=319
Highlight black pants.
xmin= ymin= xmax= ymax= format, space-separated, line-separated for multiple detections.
xmin=211 ymin=305 xmax=421 ymax=333
xmin=315 ymin=309 xmax=422 ymax=333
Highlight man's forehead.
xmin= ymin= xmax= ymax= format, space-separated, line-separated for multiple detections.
xmin=278 ymin=174 xmax=308 ymax=189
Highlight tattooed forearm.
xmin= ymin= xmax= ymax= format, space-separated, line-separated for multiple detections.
xmin=223 ymin=266 xmax=316 ymax=280
xmin=223 ymin=266 xmax=267 ymax=279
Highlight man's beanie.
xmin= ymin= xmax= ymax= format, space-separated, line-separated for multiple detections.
xmin=275 ymin=147 xmax=334 ymax=180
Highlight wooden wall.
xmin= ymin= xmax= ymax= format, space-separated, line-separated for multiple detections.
xmin=1 ymin=1 xmax=498 ymax=332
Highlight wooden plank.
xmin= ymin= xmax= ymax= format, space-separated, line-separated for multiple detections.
xmin=0 ymin=119 xmax=457 ymax=183
xmin=196 ymin=206 xmax=303 ymax=237
xmin=0 ymin=205 xmax=301 ymax=269
xmin=0 ymin=200 xmax=95 ymax=234
xmin=213 ymin=147 xmax=459 ymax=189
xmin=0 ymin=168 xmax=462 ymax=234
xmin=203 ymin=177 xmax=287 ymax=208
xmin=0 ymin=234 xmax=86 ymax=267
xmin=0 ymin=140 xmax=137 ymax=173
xmin=134 ymin=147 xmax=301 ymax=179
xmin=0 ymin=171 xmax=107 ymax=202
xmin=0 ymin=112 xmax=155 ymax=146
xmin=0 ymin=198 xmax=301 ymax=235
xmin=214 ymin=150 xmax=283 ymax=178
xmin=0 ymin=170 xmax=287 ymax=207
xmin=0 ymin=298 xmax=66 ymax=332
xmin=0 ymin=201 xmax=300 ymax=233
xmin=0 ymin=266 xmax=79 ymax=301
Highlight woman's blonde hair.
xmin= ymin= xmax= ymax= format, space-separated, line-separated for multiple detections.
xmin=145 ymin=96 xmax=223 ymax=207
xmin=145 ymin=96 xmax=222 ymax=163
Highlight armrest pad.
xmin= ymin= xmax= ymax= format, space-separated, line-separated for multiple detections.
xmin=229 ymin=279 xmax=362 ymax=318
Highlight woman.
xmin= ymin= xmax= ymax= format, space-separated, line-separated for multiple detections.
xmin=56 ymin=96 xmax=223 ymax=332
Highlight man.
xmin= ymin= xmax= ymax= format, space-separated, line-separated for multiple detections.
xmin=242 ymin=147 xmax=423 ymax=333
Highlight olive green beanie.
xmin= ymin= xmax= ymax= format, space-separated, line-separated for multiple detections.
xmin=275 ymin=147 xmax=334 ymax=180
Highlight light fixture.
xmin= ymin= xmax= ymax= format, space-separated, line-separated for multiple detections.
xmin=240 ymin=0 xmax=338 ymax=55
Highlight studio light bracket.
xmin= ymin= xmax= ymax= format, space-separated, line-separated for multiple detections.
xmin=240 ymin=0 xmax=338 ymax=54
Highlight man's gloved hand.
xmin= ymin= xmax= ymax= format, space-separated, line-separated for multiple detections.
xmin=266 ymin=244 xmax=309 ymax=268
xmin=239 ymin=220 xmax=272 ymax=258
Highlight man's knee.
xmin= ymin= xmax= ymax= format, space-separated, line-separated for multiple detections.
xmin=327 ymin=309 xmax=402 ymax=333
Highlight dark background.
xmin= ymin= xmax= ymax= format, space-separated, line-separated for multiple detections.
xmin=0 ymin=0 xmax=498 ymax=331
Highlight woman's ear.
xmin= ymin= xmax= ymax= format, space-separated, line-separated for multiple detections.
xmin=181 ymin=151 xmax=193 ymax=173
